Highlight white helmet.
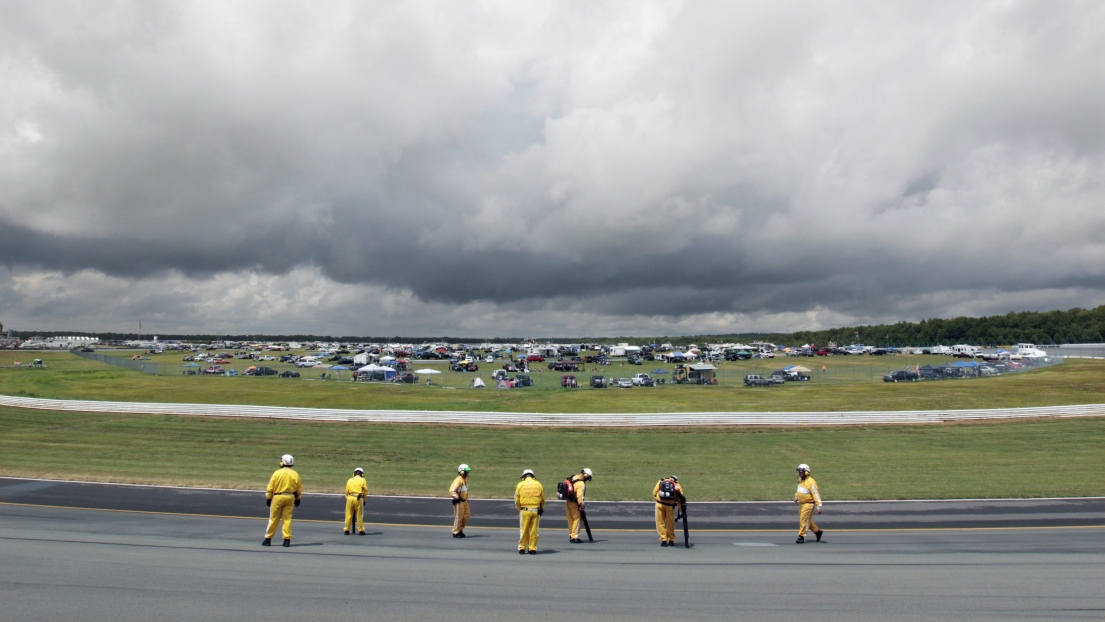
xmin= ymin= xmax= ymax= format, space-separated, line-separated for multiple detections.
xmin=521 ymin=469 xmax=535 ymax=478
xmin=582 ymin=468 xmax=593 ymax=478
xmin=458 ymin=463 xmax=471 ymax=474
xmin=353 ymin=467 xmax=364 ymax=475
xmin=281 ymin=454 xmax=294 ymax=466
xmin=797 ymin=463 xmax=810 ymax=473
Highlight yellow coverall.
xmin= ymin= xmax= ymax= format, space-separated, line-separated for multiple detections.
xmin=344 ymin=474 xmax=368 ymax=534
xmin=515 ymin=477 xmax=546 ymax=552
xmin=565 ymin=476 xmax=586 ymax=540
xmin=450 ymin=474 xmax=470 ymax=535
xmin=794 ymin=474 xmax=823 ymax=537
xmin=265 ymin=466 xmax=302 ymax=540
xmin=652 ymin=479 xmax=684 ymax=543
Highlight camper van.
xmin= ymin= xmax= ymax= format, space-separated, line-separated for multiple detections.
xmin=951 ymin=345 xmax=981 ymax=357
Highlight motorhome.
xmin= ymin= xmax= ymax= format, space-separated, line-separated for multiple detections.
xmin=951 ymin=345 xmax=981 ymax=357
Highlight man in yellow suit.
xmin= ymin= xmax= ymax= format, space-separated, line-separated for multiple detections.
xmin=652 ymin=475 xmax=684 ymax=547
xmin=263 ymin=454 xmax=302 ymax=548
xmin=793 ymin=463 xmax=824 ymax=544
xmin=514 ymin=469 xmax=545 ymax=555
xmin=450 ymin=464 xmax=472 ymax=538
xmin=565 ymin=468 xmax=592 ymax=543
xmin=344 ymin=467 xmax=368 ymax=535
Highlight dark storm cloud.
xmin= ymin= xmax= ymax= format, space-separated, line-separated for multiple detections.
xmin=1 ymin=1 xmax=1103 ymax=335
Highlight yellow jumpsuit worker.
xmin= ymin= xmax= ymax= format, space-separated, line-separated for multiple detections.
xmin=515 ymin=469 xmax=546 ymax=554
xmin=450 ymin=464 xmax=472 ymax=537
xmin=652 ymin=476 xmax=684 ymax=546
xmin=264 ymin=454 xmax=302 ymax=547
xmin=793 ymin=463 xmax=824 ymax=543
xmin=344 ymin=467 xmax=368 ymax=535
xmin=565 ymin=468 xmax=592 ymax=543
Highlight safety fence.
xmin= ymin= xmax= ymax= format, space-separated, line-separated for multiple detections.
xmin=0 ymin=394 xmax=1100 ymax=426
xmin=69 ymin=349 xmax=163 ymax=375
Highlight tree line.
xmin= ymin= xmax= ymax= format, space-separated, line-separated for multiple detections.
xmin=15 ymin=306 xmax=1105 ymax=348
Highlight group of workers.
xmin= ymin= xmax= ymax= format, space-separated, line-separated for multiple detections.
xmin=264 ymin=456 xmax=825 ymax=551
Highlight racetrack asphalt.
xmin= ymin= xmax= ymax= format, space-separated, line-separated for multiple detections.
xmin=1 ymin=500 xmax=1102 ymax=622
xmin=1 ymin=476 xmax=1102 ymax=531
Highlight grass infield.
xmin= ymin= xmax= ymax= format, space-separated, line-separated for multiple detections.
xmin=1 ymin=352 xmax=1102 ymax=500
xmin=1 ymin=407 xmax=1101 ymax=500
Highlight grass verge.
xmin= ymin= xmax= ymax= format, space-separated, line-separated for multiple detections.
xmin=2 ymin=406 xmax=1101 ymax=500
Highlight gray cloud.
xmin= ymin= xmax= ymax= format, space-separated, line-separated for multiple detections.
xmin=0 ymin=1 xmax=1102 ymax=336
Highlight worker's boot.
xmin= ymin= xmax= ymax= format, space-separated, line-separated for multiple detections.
xmin=795 ymin=536 xmax=805 ymax=544
xmin=282 ymin=539 xmax=291 ymax=547
xmin=262 ymin=538 xmax=271 ymax=546
xmin=815 ymin=530 xmax=824 ymax=542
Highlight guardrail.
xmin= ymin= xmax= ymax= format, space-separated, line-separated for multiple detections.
xmin=0 ymin=394 xmax=1101 ymax=426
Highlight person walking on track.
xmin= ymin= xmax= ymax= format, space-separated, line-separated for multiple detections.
xmin=450 ymin=464 xmax=472 ymax=538
xmin=793 ymin=463 xmax=824 ymax=544
xmin=652 ymin=475 xmax=684 ymax=547
xmin=344 ymin=467 xmax=368 ymax=535
xmin=263 ymin=454 xmax=302 ymax=548
xmin=515 ymin=469 xmax=545 ymax=555
xmin=565 ymin=468 xmax=592 ymax=543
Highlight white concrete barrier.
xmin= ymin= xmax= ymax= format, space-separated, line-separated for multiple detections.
xmin=0 ymin=394 xmax=1101 ymax=426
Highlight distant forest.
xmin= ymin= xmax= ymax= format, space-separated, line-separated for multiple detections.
xmin=668 ymin=306 xmax=1105 ymax=348
xmin=15 ymin=306 xmax=1105 ymax=347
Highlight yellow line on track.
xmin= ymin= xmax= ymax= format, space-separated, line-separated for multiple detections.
xmin=2 ymin=501 xmax=1101 ymax=533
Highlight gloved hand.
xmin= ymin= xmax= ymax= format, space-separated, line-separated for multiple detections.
xmin=537 ymin=507 xmax=544 ymax=516
xmin=294 ymin=498 xmax=301 ymax=507
xmin=452 ymin=497 xmax=461 ymax=506
xmin=266 ymin=498 xmax=272 ymax=507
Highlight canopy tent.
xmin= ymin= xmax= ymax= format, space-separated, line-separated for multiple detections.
xmin=329 ymin=365 xmax=349 ymax=370
xmin=415 ymin=368 xmax=442 ymax=384
xmin=358 ymin=364 xmax=389 ymax=372
xmin=787 ymin=365 xmax=812 ymax=373
xmin=182 ymin=362 xmax=201 ymax=368
xmin=651 ymin=368 xmax=669 ymax=374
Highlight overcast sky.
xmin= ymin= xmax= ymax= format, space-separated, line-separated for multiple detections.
xmin=1 ymin=1 xmax=1102 ymax=338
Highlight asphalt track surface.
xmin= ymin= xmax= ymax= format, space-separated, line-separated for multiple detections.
xmin=2 ymin=479 xmax=1103 ymax=621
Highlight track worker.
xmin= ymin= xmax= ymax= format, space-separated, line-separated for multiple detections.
xmin=450 ymin=464 xmax=472 ymax=538
xmin=565 ymin=468 xmax=592 ymax=543
xmin=793 ymin=463 xmax=824 ymax=544
xmin=344 ymin=467 xmax=368 ymax=535
xmin=515 ymin=469 xmax=546 ymax=555
xmin=652 ymin=475 xmax=684 ymax=547
xmin=263 ymin=454 xmax=302 ymax=548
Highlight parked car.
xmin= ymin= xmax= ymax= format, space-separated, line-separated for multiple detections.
xmin=631 ymin=373 xmax=653 ymax=386
xmin=743 ymin=374 xmax=774 ymax=387
xmin=182 ymin=355 xmax=194 ymax=361
xmin=253 ymin=366 xmax=278 ymax=376
xmin=614 ymin=378 xmax=633 ymax=388
xmin=502 ymin=363 xmax=518 ymax=372
xmin=883 ymin=370 xmax=920 ymax=382
xmin=868 ymin=349 xmax=889 ymax=356
xmin=279 ymin=370 xmax=300 ymax=378
xmin=394 ymin=373 xmax=416 ymax=383
xmin=627 ymin=355 xmax=643 ymax=365
xmin=525 ymin=355 xmax=545 ymax=362
xmin=203 ymin=366 xmax=225 ymax=375
xmin=590 ymin=375 xmax=606 ymax=388
xmin=513 ymin=374 xmax=533 ymax=387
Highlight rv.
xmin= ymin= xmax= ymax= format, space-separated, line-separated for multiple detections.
xmin=951 ymin=345 xmax=981 ymax=357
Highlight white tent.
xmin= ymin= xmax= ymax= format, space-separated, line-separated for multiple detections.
xmin=470 ymin=377 xmax=486 ymax=388
xmin=358 ymin=364 xmax=389 ymax=372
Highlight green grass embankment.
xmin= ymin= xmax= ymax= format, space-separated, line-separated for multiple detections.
xmin=2 ymin=407 xmax=1101 ymax=500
